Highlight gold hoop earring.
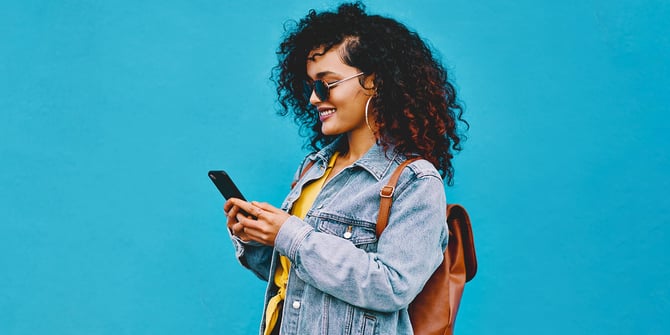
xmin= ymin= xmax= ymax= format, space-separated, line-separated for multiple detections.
xmin=365 ymin=96 xmax=374 ymax=133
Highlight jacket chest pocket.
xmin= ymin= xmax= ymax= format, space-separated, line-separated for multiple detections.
xmin=316 ymin=214 xmax=377 ymax=248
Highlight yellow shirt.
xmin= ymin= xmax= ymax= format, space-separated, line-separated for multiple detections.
xmin=264 ymin=152 xmax=339 ymax=335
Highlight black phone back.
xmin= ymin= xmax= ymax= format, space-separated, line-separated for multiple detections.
xmin=208 ymin=170 xmax=247 ymax=201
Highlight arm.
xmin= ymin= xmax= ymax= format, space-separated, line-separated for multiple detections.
xmin=224 ymin=202 xmax=274 ymax=281
xmin=275 ymin=171 xmax=447 ymax=312
xmin=223 ymin=156 xmax=316 ymax=281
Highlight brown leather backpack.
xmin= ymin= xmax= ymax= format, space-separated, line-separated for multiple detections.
xmin=377 ymin=158 xmax=478 ymax=335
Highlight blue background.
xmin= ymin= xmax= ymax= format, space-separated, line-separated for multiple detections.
xmin=1 ymin=0 xmax=668 ymax=334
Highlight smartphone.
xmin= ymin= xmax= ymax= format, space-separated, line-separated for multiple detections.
xmin=208 ymin=170 xmax=247 ymax=201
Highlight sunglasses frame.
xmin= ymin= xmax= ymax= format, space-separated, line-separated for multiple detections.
xmin=309 ymin=72 xmax=365 ymax=101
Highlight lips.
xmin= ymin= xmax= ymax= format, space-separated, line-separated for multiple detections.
xmin=319 ymin=108 xmax=336 ymax=121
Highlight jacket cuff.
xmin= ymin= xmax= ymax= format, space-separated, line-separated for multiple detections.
xmin=228 ymin=228 xmax=263 ymax=264
xmin=275 ymin=215 xmax=313 ymax=260
xmin=228 ymin=227 xmax=264 ymax=246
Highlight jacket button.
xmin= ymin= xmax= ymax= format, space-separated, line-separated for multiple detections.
xmin=292 ymin=300 xmax=301 ymax=309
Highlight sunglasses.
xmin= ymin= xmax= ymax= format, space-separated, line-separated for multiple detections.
xmin=307 ymin=72 xmax=365 ymax=101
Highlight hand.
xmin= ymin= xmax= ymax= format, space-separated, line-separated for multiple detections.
xmin=224 ymin=198 xmax=291 ymax=246
xmin=223 ymin=199 xmax=253 ymax=242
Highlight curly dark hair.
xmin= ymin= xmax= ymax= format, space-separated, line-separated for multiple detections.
xmin=272 ymin=2 xmax=468 ymax=185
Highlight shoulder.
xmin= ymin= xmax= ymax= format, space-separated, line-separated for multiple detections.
xmin=392 ymin=157 xmax=443 ymax=185
xmin=369 ymin=155 xmax=444 ymax=202
xmin=405 ymin=158 xmax=442 ymax=180
xmin=390 ymin=158 xmax=445 ymax=200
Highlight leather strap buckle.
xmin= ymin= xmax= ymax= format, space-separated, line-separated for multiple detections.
xmin=380 ymin=186 xmax=395 ymax=198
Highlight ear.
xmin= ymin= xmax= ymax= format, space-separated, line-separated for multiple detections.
xmin=363 ymin=73 xmax=376 ymax=93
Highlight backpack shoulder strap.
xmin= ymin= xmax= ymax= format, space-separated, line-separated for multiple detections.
xmin=376 ymin=158 xmax=421 ymax=236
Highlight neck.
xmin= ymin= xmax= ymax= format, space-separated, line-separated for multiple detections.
xmin=342 ymin=129 xmax=376 ymax=162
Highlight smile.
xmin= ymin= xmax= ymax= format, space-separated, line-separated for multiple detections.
xmin=319 ymin=109 xmax=336 ymax=118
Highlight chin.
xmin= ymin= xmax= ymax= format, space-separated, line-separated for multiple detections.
xmin=320 ymin=125 xmax=339 ymax=136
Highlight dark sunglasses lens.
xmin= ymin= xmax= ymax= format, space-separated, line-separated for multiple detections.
xmin=313 ymin=80 xmax=329 ymax=101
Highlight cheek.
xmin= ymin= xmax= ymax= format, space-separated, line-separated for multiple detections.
xmin=332 ymin=88 xmax=369 ymax=115
xmin=348 ymin=93 xmax=371 ymax=117
xmin=337 ymin=101 xmax=366 ymax=122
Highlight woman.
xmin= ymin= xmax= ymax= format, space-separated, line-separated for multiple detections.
xmin=223 ymin=2 xmax=467 ymax=334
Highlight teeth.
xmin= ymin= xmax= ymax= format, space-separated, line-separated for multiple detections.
xmin=320 ymin=109 xmax=336 ymax=117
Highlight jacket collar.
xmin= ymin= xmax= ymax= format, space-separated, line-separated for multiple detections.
xmin=310 ymin=135 xmax=402 ymax=181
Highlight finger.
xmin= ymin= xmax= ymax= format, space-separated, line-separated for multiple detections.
xmin=251 ymin=201 xmax=281 ymax=214
xmin=239 ymin=215 xmax=276 ymax=242
xmin=254 ymin=207 xmax=265 ymax=219
xmin=242 ymin=204 xmax=263 ymax=219
xmin=226 ymin=206 xmax=240 ymax=226
xmin=223 ymin=198 xmax=239 ymax=212
xmin=225 ymin=199 xmax=253 ymax=220
xmin=236 ymin=213 xmax=263 ymax=230
xmin=230 ymin=220 xmax=253 ymax=241
xmin=230 ymin=221 xmax=241 ymax=234
xmin=238 ymin=222 xmax=272 ymax=245
xmin=226 ymin=204 xmax=239 ymax=217
xmin=228 ymin=198 xmax=259 ymax=216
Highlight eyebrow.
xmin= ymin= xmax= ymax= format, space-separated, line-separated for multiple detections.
xmin=308 ymin=71 xmax=339 ymax=80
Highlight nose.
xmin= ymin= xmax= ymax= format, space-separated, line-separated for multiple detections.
xmin=309 ymin=87 xmax=323 ymax=105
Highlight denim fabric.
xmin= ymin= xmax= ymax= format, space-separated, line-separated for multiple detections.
xmin=230 ymin=136 xmax=448 ymax=335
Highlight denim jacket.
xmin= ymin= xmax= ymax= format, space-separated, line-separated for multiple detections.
xmin=229 ymin=136 xmax=448 ymax=335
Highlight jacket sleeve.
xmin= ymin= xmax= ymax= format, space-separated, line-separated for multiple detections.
xmin=229 ymin=231 xmax=274 ymax=281
xmin=227 ymin=155 xmax=315 ymax=282
xmin=274 ymin=167 xmax=447 ymax=312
